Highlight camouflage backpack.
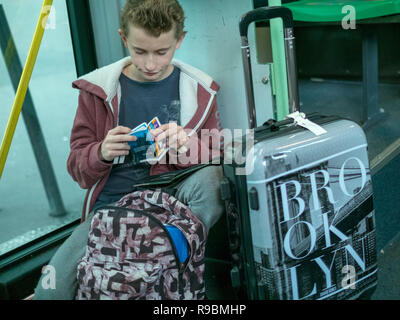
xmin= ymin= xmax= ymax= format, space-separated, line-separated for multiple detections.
xmin=75 ymin=189 xmax=207 ymax=300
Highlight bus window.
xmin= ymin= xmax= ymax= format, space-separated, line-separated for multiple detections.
xmin=0 ymin=0 xmax=85 ymax=257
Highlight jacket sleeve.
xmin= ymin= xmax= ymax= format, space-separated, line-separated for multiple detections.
xmin=67 ymin=91 xmax=112 ymax=189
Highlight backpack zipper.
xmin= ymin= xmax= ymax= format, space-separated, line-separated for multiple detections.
xmin=98 ymin=205 xmax=185 ymax=299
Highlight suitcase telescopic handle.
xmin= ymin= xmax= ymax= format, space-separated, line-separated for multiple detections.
xmin=239 ymin=6 xmax=300 ymax=129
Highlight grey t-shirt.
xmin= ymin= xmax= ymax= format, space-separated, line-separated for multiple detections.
xmin=94 ymin=67 xmax=181 ymax=210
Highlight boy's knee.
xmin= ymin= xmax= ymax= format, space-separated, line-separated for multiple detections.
xmin=180 ymin=165 xmax=225 ymax=231
xmin=183 ymin=165 xmax=223 ymax=199
xmin=195 ymin=165 xmax=223 ymax=188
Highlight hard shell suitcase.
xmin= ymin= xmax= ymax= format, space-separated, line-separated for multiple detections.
xmin=221 ymin=6 xmax=378 ymax=300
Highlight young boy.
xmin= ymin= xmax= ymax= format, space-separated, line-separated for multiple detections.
xmin=34 ymin=0 xmax=224 ymax=299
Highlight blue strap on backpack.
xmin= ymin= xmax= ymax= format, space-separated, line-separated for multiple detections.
xmin=165 ymin=225 xmax=189 ymax=263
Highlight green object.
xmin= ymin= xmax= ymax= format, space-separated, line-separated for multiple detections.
xmin=268 ymin=0 xmax=289 ymax=121
xmin=282 ymin=0 xmax=400 ymax=22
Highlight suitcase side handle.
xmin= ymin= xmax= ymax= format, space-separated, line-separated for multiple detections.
xmin=240 ymin=6 xmax=299 ymax=129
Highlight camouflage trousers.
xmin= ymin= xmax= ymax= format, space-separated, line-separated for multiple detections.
xmin=33 ymin=165 xmax=224 ymax=300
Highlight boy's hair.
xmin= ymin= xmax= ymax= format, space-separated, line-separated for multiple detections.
xmin=120 ymin=0 xmax=185 ymax=39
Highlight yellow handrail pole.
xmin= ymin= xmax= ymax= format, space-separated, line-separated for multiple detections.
xmin=0 ymin=0 xmax=53 ymax=179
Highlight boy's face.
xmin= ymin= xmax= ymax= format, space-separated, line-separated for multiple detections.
xmin=119 ymin=24 xmax=185 ymax=82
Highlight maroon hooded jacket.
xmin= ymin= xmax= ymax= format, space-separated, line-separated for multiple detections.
xmin=67 ymin=57 xmax=221 ymax=221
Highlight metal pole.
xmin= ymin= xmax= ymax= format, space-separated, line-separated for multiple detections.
xmin=362 ymin=24 xmax=382 ymax=129
xmin=0 ymin=3 xmax=66 ymax=216
xmin=284 ymin=27 xmax=300 ymax=113
xmin=241 ymin=36 xmax=258 ymax=130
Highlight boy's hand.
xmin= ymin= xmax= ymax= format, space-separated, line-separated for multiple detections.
xmin=99 ymin=126 xmax=137 ymax=162
xmin=151 ymin=122 xmax=190 ymax=153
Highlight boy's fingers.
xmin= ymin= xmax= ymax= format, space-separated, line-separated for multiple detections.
xmin=125 ymin=134 xmax=137 ymax=141
xmin=178 ymin=130 xmax=190 ymax=146
xmin=154 ymin=125 xmax=182 ymax=142
xmin=107 ymin=133 xmax=137 ymax=143
xmin=110 ymin=142 xmax=131 ymax=150
xmin=166 ymin=130 xmax=189 ymax=150
xmin=152 ymin=123 xmax=179 ymax=138
xmin=103 ymin=143 xmax=130 ymax=152
xmin=167 ymin=135 xmax=178 ymax=149
xmin=106 ymin=150 xmax=130 ymax=159
xmin=151 ymin=124 xmax=168 ymax=136
xmin=110 ymin=125 xmax=132 ymax=135
xmin=100 ymin=142 xmax=131 ymax=161
xmin=153 ymin=131 xmax=167 ymax=142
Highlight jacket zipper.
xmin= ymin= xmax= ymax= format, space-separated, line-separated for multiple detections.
xmin=98 ymin=205 xmax=185 ymax=299
xmin=84 ymin=180 xmax=101 ymax=220
xmin=104 ymin=93 xmax=185 ymax=300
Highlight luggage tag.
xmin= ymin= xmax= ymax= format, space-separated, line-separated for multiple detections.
xmin=286 ymin=111 xmax=327 ymax=136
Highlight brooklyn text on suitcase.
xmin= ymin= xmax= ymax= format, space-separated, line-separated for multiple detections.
xmin=221 ymin=6 xmax=378 ymax=300
xmin=248 ymin=121 xmax=376 ymax=300
xmin=224 ymin=116 xmax=377 ymax=300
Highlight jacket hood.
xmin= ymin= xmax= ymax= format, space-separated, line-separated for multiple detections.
xmin=71 ymin=57 xmax=220 ymax=128
xmin=72 ymin=57 xmax=219 ymax=100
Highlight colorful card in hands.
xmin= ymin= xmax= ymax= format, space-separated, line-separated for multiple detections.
xmin=148 ymin=117 xmax=161 ymax=130
xmin=128 ymin=117 xmax=168 ymax=164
